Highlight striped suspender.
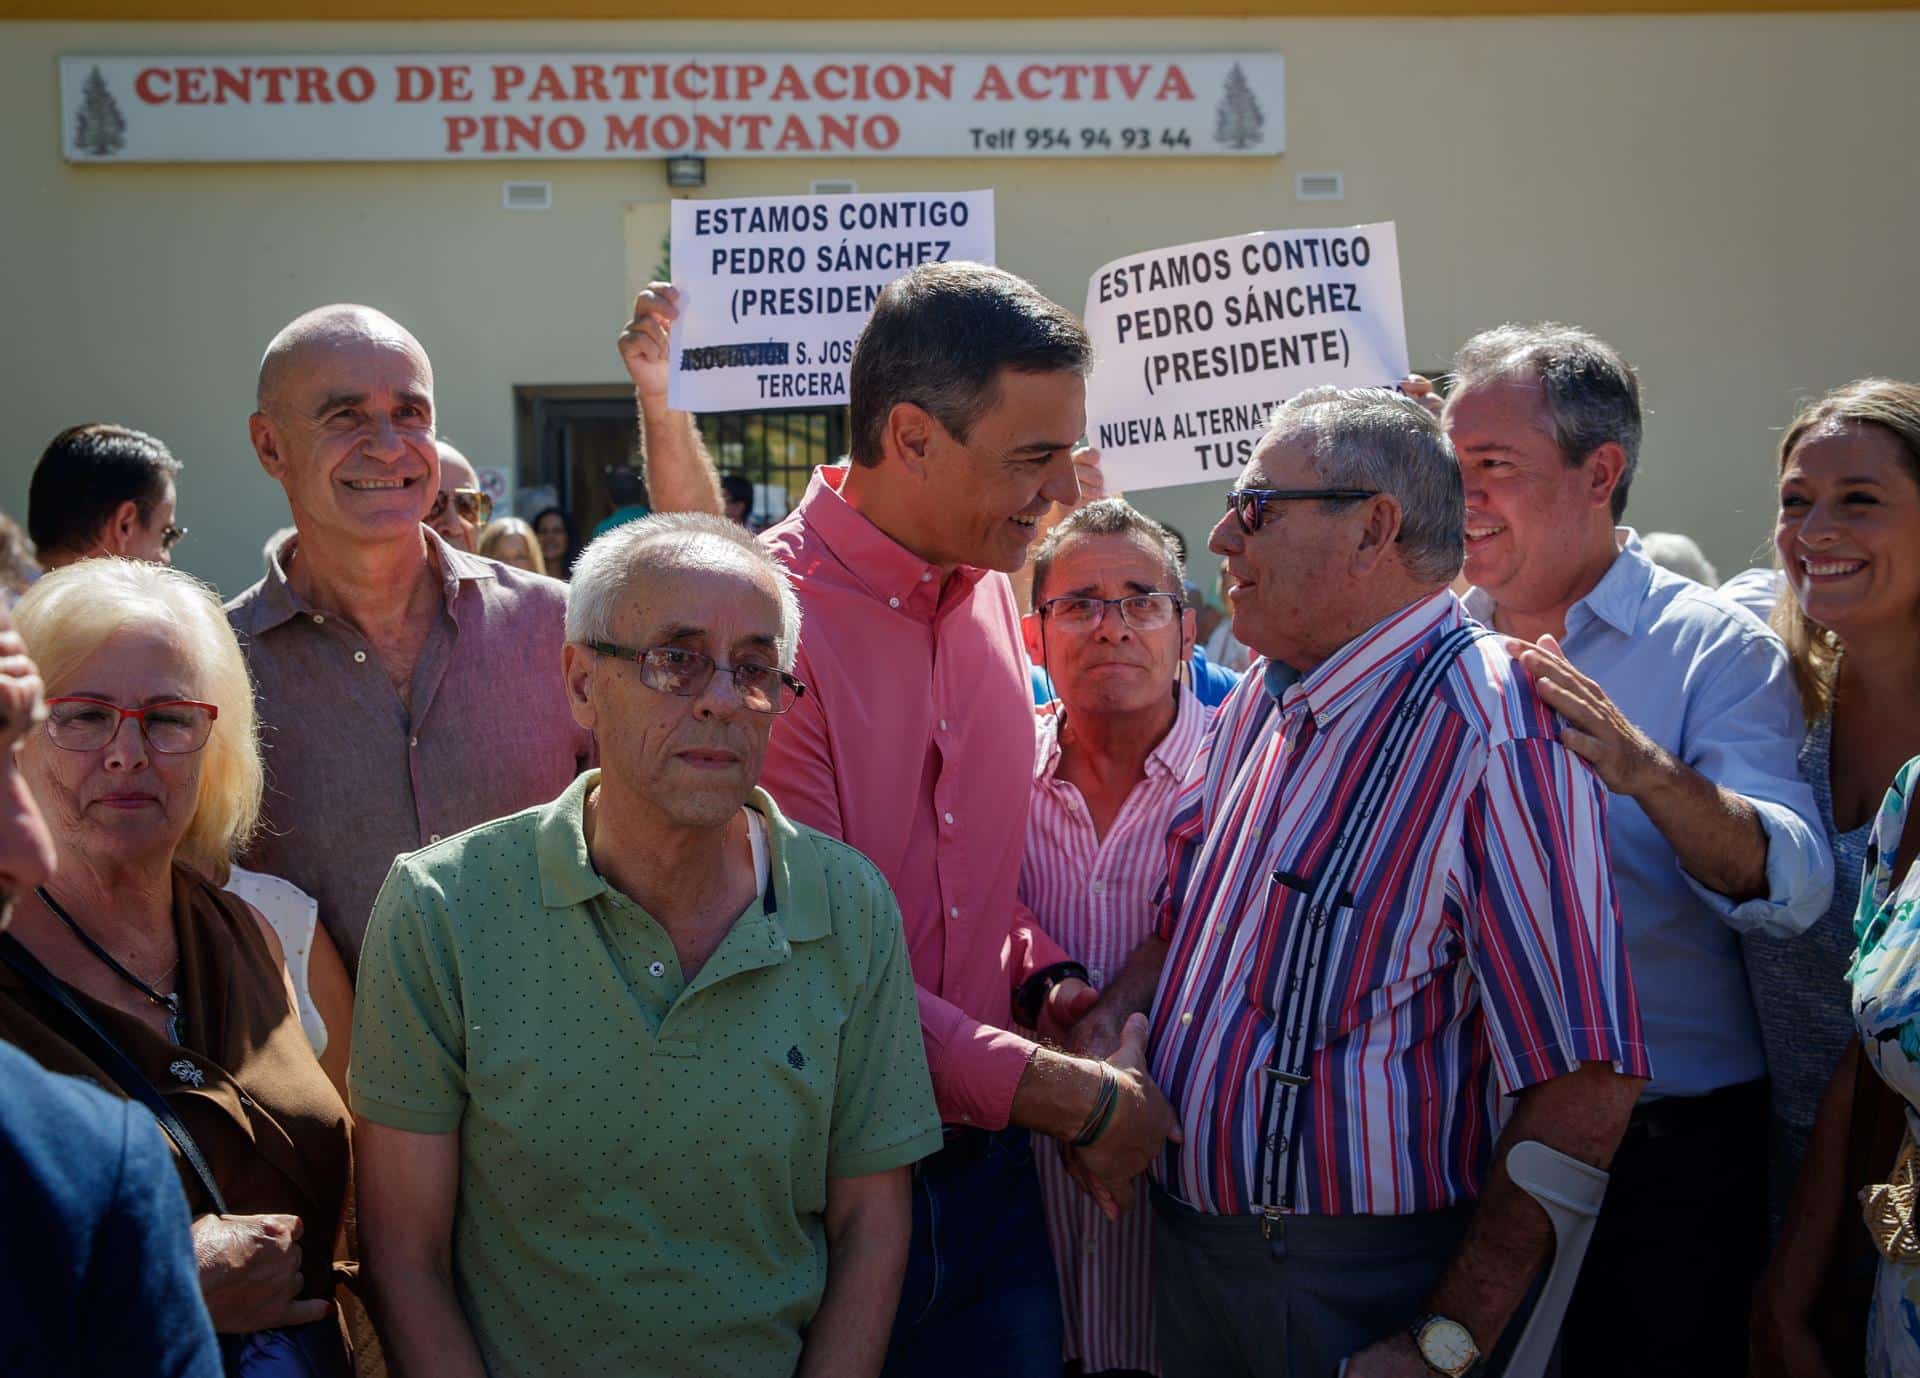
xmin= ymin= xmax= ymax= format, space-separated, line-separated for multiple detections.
xmin=1255 ymin=624 xmax=1488 ymax=1211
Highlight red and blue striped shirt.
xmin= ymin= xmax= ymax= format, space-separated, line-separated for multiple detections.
xmin=1148 ymin=591 xmax=1649 ymax=1216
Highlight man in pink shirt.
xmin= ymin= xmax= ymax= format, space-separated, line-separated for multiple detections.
xmin=624 ymin=263 xmax=1180 ymax=1378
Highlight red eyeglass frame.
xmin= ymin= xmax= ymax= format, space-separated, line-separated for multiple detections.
xmin=41 ymin=696 xmax=221 ymax=753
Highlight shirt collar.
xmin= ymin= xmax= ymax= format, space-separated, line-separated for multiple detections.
xmin=232 ymin=524 xmax=495 ymax=635
xmin=794 ymin=465 xmax=988 ymax=622
xmin=1461 ymin=526 xmax=1652 ymax=639
xmin=535 ymin=770 xmax=830 ymax=943
xmin=1033 ymin=684 xmax=1207 ymax=784
xmin=1280 ymin=589 xmax=1461 ymax=728
xmin=1150 ymin=686 xmax=1209 ymax=779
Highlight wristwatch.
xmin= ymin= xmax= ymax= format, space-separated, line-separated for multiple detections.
xmin=1409 ymin=1313 xmax=1480 ymax=1377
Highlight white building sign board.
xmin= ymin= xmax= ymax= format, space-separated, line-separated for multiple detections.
xmin=60 ymin=53 xmax=1283 ymax=163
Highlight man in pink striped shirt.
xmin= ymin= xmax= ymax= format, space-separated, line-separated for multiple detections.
xmin=624 ymin=264 xmax=1182 ymax=1378
xmin=1022 ymin=499 xmax=1211 ymax=1378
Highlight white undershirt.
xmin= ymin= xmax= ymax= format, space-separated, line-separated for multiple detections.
xmin=746 ymin=808 xmax=770 ymax=896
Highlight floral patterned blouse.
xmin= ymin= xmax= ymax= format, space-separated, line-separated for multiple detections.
xmin=1853 ymin=757 xmax=1920 ymax=1139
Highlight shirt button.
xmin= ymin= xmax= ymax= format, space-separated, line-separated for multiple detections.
xmin=1090 ymin=968 xmax=1105 ymax=984
xmin=1216 ymin=922 xmax=1228 ymax=936
xmin=920 ymin=571 xmax=932 ymax=583
xmin=1090 ymin=879 xmax=1105 ymax=895
xmin=943 ymin=811 xmax=955 ymax=826
xmin=949 ymin=906 xmax=960 ymax=919
xmin=1180 ymin=1010 xmax=1193 ymax=1026
xmin=888 ymin=597 xmax=901 ymax=609
xmin=353 ymin=650 xmax=367 ymax=663
xmin=311 ymin=614 xmax=325 ymax=624
xmin=959 ymin=1112 xmax=972 ymax=1123
xmin=409 ymin=736 xmax=419 ymax=748
xmin=428 ymin=833 xmax=441 ymax=843
xmin=648 ymin=961 xmax=666 ymax=977
xmin=939 ymin=720 xmax=949 ymax=731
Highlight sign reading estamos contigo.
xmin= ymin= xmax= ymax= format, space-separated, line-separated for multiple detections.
xmin=59 ymin=53 xmax=1284 ymax=163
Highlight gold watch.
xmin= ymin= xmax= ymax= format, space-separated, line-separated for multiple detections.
xmin=1409 ymin=1313 xmax=1480 ymax=1377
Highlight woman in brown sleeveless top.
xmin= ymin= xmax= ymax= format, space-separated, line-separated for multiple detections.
xmin=1 ymin=559 xmax=352 ymax=1373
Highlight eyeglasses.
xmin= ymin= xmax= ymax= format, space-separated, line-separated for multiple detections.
xmin=160 ymin=524 xmax=189 ymax=551
xmin=1038 ymin=593 xmax=1181 ymax=634
xmin=43 ymin=697 xmax=218 ymax=754
xmin=427 ymin=488 xmax=493 ymax=526
xmin=1227 ymin=487 xmax=1379 ymax=536
xmin=586 ymin=641 xmax=807 ymax=716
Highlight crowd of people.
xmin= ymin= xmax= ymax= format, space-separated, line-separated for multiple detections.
xmin=0 ymin=258 xmax=1916 ymax=1378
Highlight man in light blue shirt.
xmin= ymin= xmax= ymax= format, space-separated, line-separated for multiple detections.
xmin=1441 ymin=324 xmax=1829 ymax=1378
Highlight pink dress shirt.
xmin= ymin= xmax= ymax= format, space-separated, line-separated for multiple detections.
xmin=760 ymin=467 xmax=1072 ymax=1128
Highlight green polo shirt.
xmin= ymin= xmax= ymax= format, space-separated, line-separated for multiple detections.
xmin=350 ymin=770 xmax=942 ymax=1378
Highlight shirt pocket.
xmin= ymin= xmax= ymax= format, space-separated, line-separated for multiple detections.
xmin=1242 ymin=867 xmax=1354 ymax=1053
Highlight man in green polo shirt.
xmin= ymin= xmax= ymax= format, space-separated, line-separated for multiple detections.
xmin=351 ymin=512 xmax=942 ymax=1378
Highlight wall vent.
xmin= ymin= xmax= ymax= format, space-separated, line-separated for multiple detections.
xmin=810 ymin=178 xmax=858 ymax=196
xmin=1295 ymin=172 xmax=1345 ymax=202
xmin=502 ymin=180 xmax=553 ymax=211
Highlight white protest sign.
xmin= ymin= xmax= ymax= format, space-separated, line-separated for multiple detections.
xmin=668 ymin=190 xmax=995 ymax=412
xmin=1083 ymin=223 xmax=1408 ymax=493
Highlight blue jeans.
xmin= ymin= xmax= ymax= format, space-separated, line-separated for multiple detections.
xmin=882 ymin=1128 xmax=1064 ymax=1378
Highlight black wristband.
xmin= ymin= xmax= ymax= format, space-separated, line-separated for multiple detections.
xmin=1015 ymin=960 xmax=1092 ymax=1028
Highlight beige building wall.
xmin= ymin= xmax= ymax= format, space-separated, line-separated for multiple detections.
xmin=3 ymin=14 xmax=1915 ymax=599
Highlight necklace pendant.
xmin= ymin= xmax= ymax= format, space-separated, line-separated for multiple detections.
xmin=163 ymin=994 xmax=185 ymax=1047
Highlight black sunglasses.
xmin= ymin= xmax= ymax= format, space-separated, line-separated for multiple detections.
xmin=1226 ymin=487 xmax=1379 ymax=535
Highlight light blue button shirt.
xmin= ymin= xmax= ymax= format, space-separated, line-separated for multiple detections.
xmin=1466 ymin=530 xmax=1831 ymax=1099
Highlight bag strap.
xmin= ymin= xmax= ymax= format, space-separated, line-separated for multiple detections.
xmin=0 ymin=933 xmax=229 ymax=1215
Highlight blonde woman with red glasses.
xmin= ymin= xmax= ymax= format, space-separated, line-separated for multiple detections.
xmin=0 ymin=557 xmax=354 ymax=1375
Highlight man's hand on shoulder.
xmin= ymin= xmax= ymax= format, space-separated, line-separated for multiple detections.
xmin=618 ymin=283 xmax=677 ymax=408
xmin=1397 ymin=374 xmax=1445 ymax=419
xmin=1505 ymin=632 xmax=1669 ymax=798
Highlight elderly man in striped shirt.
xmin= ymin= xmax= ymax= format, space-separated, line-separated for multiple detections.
xmin=1075 ymin=386 xmax=1650 ymax=1378
xmin=1021 ymin=497 xmax=1211 ymax=1378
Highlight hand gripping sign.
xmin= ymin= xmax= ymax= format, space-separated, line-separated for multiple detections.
xmin=1083 ymin=223 xmax=1408 ymax=493
xmin=667 ymin=189 xmax=996 ymax=413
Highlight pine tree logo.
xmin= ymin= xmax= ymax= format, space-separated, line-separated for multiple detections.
xmin=1214 ymin=63 xmax=1265 ymax=151
xmin=73 ymin=66 xmax=127 ymax=158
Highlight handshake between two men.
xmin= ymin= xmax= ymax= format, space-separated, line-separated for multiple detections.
xmin=1024 ymin=940 xmax=1182 ymax=1221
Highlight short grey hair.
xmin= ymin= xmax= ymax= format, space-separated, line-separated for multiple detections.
xmin=1640 ymin=531 xmax=1718 ymax=587
xmin=1031 ymin=498 xmax=1185 ymax=605
xmin=1448 ymin=322 xmax=1644 ymax=520
xmin=565 ymin=513 xmax=802 ymax=669
xmin=1262 ymin=386 xmax=1464 ymax=584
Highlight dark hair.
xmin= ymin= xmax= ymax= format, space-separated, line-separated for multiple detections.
xmin=847 ymin=261 xmax=1091 ymax=468
xmin=719 ymin=474 xmax=754 ymax=506
xmin=533 ymin=505 xmax=577 ymax=571
xmin=1031 ymin=498 xmax=1186 ymax=606
xmin=28 ymin=423 xmax=181 ymax=558
xmin=1448 ymin=322 xmax=1643 ymax=520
